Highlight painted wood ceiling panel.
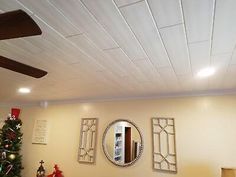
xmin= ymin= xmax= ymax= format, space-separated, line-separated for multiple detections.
xmin=49 ymin=0 xmax=118 ymax=49
xmin=118 ymin=1 xmax=170 ymax=68
xmin=158 ymin=67 xmax=181 ymax=91
xmin=114 ymin=0 xmax=141 ymax=7
xmin=5 ymin=39 xmax=43 ymax=55
xmin=68 ymin=34 xmax=128 ymax=77
xmin=81 ymin=0 xmax=147 ymax=60
xmin=23 ymin=36 xmax=60 ymax=54
xmin=0 ymin=41 xmax=61 ymax=76
xmin=223 ymin=65 xmax=236 ymax=89
xmin=114 ymin=76 xmax=141 ymax=91
xmin=7 ymin=40 xmax=61 ymax=69
xmin=147 ymin=0 xmax=183 ymax=28
xmin=0 ymin=42 xmax=41 ymax=66
xmin=103 ymin=48 xmax=148 ymax=81
xmin=212 ymin=0 xmax=236 ymax=55
xmin=25 ymin=38 xmax=84 ymax=67
xmin=211 ymin=54 xmax=231 ymax=72
xmin=209 ymin=53 xmax=231 ymax=89
xmin=133 ymin=59 xmax=163 ymax=83
xmin=230 ymin=50 xmax=236 ymax=65
xmin=97 ymin=70 xmax=128 ymax=89
xmin=160 ymin=24 xmax=191 ymax=75
xmin=0 ymin=0 xmax=32 ymax=14
xmin=18 ymin=0 xmax=80 ymax=37
xmin=103 ymin=48 xmax=132 ymax=65
xmin=182 ymin=0 xmax=214 ymax=43
xmin=33 ymin=17 xmax=90 ymax=64
xmin=193 ymin=79 xmax=209 ymax=91
xmin=0 ymin=64 xmax=35 ymax=83
xmin=177 ymin=75 xmax=194 ymax=91
xmin=0 ymin=0 xmax=236 ymax=103
xmin=178 ymin=75 xmax=209 ymax=92
xmin=189 ymin=41 xmax=211 ymax=73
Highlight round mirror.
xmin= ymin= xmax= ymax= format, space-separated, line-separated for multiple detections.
xmin=102 ymin=119 xmax=143 ymax=167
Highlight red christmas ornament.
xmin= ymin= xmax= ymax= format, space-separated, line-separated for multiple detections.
xmin=11 ymin=108 xmax=21 ymax=119
xmin=7 ymin=131 xmax=16 ymax=140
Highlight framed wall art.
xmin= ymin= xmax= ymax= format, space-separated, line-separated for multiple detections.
xmin=32 ymin=119 xmax=49 ymax=145
xmin=151 ymin=117 xmax=177 ymax=173
xmin=78 ymin=118 xmax=98 ymax=164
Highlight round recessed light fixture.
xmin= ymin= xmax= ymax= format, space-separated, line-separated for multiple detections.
xmin=18 ymin=87 xmax=31 ymax=94
xmin=197 ymin=67 xmax=215 ymax=78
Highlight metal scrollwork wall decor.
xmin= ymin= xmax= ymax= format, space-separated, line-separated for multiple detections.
xmin=78 ymin=118 xmax=98 ymax=164
xmin=151 ymin=117 xmax=177 ymax=173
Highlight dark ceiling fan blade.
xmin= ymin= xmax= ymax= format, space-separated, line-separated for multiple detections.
xmin=0 ymin=9 xmax=42 ymax=40
xmin=0 ymin=56 xmax=47 ymax=78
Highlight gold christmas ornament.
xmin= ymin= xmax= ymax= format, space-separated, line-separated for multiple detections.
xmin=9 ymin=154 xmax=16 ymax=160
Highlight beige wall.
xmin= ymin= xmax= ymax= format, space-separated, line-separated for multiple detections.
xmin=1 ymin=95 xmax=236 ymax=177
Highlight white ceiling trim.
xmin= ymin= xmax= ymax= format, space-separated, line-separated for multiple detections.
xmin=1 ymin=89 xmax=236 ymax=108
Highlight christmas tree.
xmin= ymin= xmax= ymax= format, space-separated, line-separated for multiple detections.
xmin=0 ymin=108 xmax=23 ymax=176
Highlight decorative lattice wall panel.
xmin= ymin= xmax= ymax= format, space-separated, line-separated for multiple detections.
xmin=78 ymin=118 xmax=98 ymax=164
xmin=152 ymin=117 xmax=177 ymax=173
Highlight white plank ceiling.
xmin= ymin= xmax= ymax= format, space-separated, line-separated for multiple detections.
xmin=0 ymin=0 xmax=236 ymax=103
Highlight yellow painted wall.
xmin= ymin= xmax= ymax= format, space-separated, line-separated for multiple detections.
xmin=1 ymin=95 xmax=236 ymax=177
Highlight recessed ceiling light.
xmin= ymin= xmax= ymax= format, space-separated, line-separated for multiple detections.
xmin=18 ymin=87 xmax=31 ymax=94
xmin=197 ymin=67 xmax=215 ymax=78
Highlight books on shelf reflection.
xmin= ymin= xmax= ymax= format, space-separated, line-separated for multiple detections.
xmin=222 ymin=168 xmax=236 ymax=177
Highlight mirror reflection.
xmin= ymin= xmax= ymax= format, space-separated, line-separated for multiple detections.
xmin=103 ymin=120 xmax=143 ymax=166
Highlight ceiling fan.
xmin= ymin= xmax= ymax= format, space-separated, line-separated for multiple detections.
xmin=0 ymin=9 xmax=47 ymax=78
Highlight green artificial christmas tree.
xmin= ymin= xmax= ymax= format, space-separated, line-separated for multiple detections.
xmin=0 ymin=108 xmax=23 ymax=176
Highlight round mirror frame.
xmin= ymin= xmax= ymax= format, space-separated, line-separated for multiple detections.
xmin=102 ymin=119 xmax=144 ymax=167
